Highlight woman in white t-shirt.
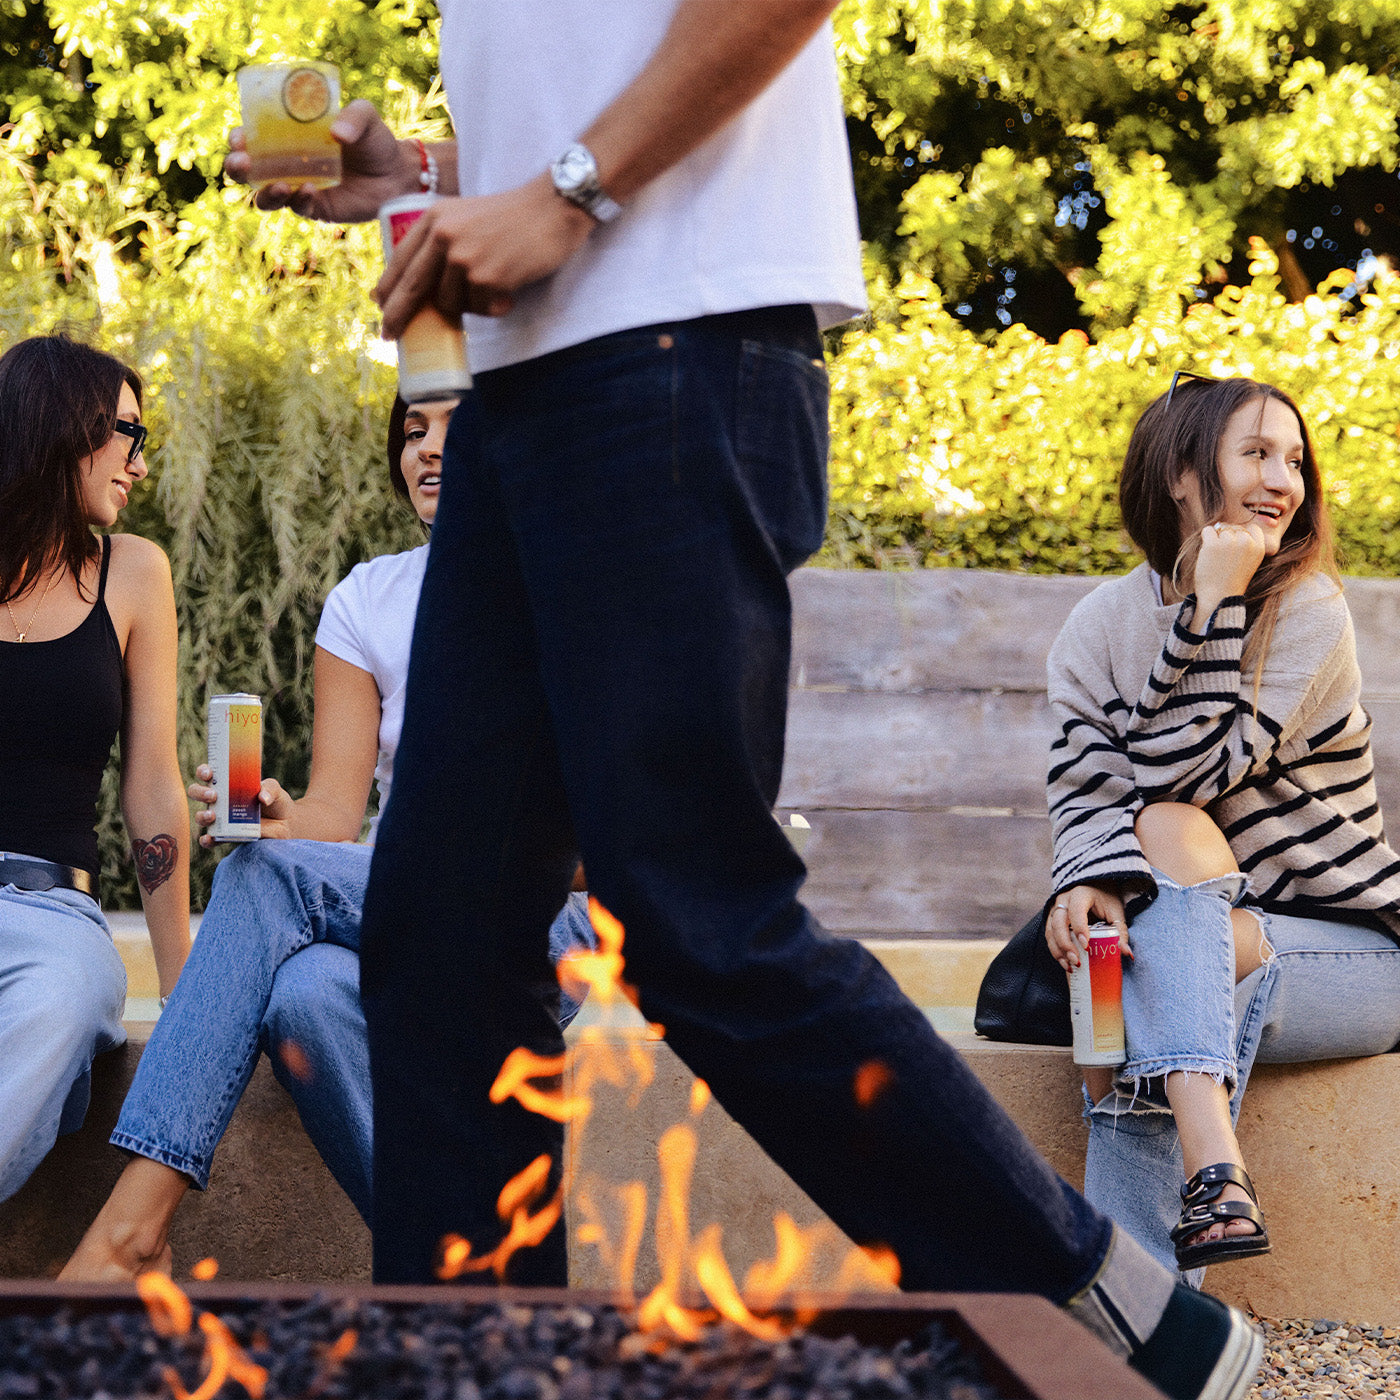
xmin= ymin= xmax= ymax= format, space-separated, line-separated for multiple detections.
xmin=61 ymin=397 xmax=596 ymax=1278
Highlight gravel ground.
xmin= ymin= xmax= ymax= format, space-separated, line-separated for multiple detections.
xmin=1250 ymin=1317 xmax=1400 ymax=1398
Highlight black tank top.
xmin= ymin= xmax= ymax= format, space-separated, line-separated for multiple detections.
xmin=0 ymin=536 xmax=124 ymax=876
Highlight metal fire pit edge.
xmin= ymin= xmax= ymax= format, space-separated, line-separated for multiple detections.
xmin=0 ymin=1281 xmax=1166 ymax=1400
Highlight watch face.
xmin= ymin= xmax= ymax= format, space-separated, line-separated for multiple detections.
xmin=555 ymin=146 xmax=593 ymax=193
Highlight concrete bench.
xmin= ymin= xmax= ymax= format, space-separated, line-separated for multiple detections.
xmin=6 ymin=567 xmax=1400 ymax=1325
xmin=9 ymin=995 xmax=1398 ymax=1325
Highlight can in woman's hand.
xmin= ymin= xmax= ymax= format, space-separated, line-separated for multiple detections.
xmin=207 ymin=694 xmax=262 ymax=842
xmin=1068 ymin=923 xmax=1125 ymax=1066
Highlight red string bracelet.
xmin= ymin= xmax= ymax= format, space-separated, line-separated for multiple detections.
xmin=414 ymin=138 xmax=439 ymax=195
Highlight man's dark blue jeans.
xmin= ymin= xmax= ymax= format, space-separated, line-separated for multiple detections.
xmin=359 ymin=304 xmax=1113 ymax=1297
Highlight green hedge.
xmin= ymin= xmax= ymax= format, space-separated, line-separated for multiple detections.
xmin=823 ymin=245 xmax=1400 ymax=573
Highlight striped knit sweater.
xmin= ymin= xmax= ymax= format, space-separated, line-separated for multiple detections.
xmin=1047 ymin=564 xmax=1400 ymax=939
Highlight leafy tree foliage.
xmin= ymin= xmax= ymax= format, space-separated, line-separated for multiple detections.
xmin=3 ymin=0 xmax=440 ymax=206
xmin=834 ymin=0 xmax=1400 ymax=336
xmin=8 ymin=0 xmax=1400 ymax=336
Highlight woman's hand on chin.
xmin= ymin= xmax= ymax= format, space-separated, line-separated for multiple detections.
xmin=1192 ymin=519 xmax=1267 ymax=618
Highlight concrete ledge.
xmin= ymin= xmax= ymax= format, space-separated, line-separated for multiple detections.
xmin=6 ymin=1003 xmax=1400 ymax=1326
xmin=0 ymin=1028 xmax=371 ymax=1283
xmin=568 ymin=1032 xmax=1400 ymax=1325
xmin=111 ymin=918 xmax=999 ymax=1029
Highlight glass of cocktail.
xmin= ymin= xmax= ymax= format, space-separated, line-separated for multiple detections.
xmin=236 ymin=61 xmax=342 ymax=190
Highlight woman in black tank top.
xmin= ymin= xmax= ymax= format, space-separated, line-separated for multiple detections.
xmin=0 ymin=335 xmax=190 ymax=1206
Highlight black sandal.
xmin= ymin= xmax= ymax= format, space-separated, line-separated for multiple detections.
xmin=1170 ymin=1162 xmax=1271 ymax=1271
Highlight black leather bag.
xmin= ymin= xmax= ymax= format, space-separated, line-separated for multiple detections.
xmin=973 ymin=897 xmax=1072 ymax=1046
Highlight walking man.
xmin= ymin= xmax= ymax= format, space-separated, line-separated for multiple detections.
xmin=233 ymin=7 xmax=1262 ymax=1396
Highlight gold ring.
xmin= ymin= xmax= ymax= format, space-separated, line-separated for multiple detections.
xmin=1213 ymin=522 xmax=1226 ymax=535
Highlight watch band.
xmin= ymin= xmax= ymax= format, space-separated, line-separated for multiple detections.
xmin=550 ymin=143 xmax=622 ymax=224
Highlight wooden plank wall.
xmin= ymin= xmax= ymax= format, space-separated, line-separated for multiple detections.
xmin=778 ymin=569 xmax=1400 ymax=942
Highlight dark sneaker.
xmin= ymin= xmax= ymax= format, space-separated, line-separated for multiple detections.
xmin=1128 ymin=1284 xmax=1264 ymax=1400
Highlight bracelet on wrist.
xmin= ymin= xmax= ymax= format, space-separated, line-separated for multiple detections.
xmin=413 ymin=139 xmax=439 ymax=195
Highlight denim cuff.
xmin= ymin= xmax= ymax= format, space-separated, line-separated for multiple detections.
xmin=109 ymin=1132 xmax=210 ymax=1192
xmin=1119 ymin=1055 xmax=1235 ymax=1092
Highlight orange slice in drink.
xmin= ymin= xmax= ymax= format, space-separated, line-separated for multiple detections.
xmin=282 ymin=67 xmax=332 ymax=123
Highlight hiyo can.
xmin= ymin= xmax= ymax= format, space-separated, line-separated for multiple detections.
xmin=378 ymin=193 xmax=472 ymax=402
xmin=207 ymin=694 xmax=263 ymax=842
xmin=1068 ymin=922 xmax=1125 ymax=1066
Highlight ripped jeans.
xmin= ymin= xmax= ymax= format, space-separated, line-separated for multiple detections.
xmin=1084 ymin=868 xmax=1400 ymax=1278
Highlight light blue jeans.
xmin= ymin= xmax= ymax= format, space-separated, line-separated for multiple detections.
xmin=1084 ymin=869 xmax=1400 ymax=1278
xmin=0 ymin=881 xmax=126 ymax=1203
xmin=112 ymin=840 xmax=595 ymax=1223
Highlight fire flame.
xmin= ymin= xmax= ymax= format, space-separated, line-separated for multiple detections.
xmin=840 ymin=1243 xmax=902 ymax=1292
xmin=436 ymin=1153 xmax=564 ymax=1282
xmin=137 ymin=1272 xmax=191 ymax=1337
xmin=138 ymin=1273 xmax=266 ymax=1400
xmin=436 ymin=896 xmax=903 ymax=1334
xmin=574 ymin=1177 xmax=648 ymax=1298
xmin=636 ymin=1124 xmax=709 ymax=1339
xmin=853 ymin=1058 xmax=893 ymax=1107
xmin=742 ymin=1212 xmax=826 ymax=1311
xmin=554 ymin=897 xmax=634 ymax=1008
xmin=693 ymin=1224 xmax=786 ymax=1340
xmin=276 ymin=1038 xmax=314 ymax=1085
xmin=490 ymin=1047 xmax=590 ymax=1122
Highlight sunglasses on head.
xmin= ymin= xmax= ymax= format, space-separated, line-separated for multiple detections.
xmin=1164 ymin=369 xmax=1221 ymax=408
xmin=111 ymin=419 xmax=148 ymax=464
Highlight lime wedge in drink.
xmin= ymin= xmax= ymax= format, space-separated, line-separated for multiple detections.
xmin=282 ymin=67 xmax=332 ymax=123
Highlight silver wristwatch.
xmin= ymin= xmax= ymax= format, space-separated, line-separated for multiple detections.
xmin=550 ymin=143 xmax=622 ymax=223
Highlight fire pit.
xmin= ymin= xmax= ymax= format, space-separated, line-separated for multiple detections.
xmin=2 ymin=912 xmax=1166 ymax=1400
xmin=0 ymin=1282 xmax=1162 ymax=1400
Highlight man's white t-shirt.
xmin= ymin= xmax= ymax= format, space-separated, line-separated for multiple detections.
xmin=314 ymin=544 xmax=428 ymax=840
xmin=435 ymin=0 xmax=868 ymax=373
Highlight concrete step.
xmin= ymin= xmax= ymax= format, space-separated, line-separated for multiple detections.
xmin=5 ymin=980 xmax=1399 ymax=1326
xmin=562 ymin=1026 xmax=1400 ymax=1326
xmin=110 ymin=913 xmax=999 ymax=1030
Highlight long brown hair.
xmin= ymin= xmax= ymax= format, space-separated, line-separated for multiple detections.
xmin=0 ymin=334 xmax=143 ymax=603
xmin=1119 ymin=376 xmax=1337 ymax=674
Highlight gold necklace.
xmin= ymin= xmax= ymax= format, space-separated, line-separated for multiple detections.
xmin=5 ymin=568 xmax=59 ymax=642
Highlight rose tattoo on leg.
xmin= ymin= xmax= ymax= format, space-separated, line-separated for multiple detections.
xmin=132 ymin=833 xmax=178 ymax=894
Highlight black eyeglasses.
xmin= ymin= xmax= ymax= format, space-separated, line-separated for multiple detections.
xmin=1164 ymin=369 xmax=1220 ymax=407
xmin=111 ymin=419 xmax=148 ymax=464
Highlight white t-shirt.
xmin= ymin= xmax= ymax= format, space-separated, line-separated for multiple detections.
xmin=314 ymin=544 xmax=428 ymax=840
xmin=436 ymin=0 xmax=868 ymax=372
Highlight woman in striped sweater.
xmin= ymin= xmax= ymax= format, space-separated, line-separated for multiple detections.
xmin=1044 ymin=373 xmax=1400 ymax=1277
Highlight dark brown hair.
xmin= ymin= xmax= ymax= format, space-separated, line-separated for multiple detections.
xmin=0 ymin=334 xmax=142 ymax=603
xmin=386 ymin=395 xmax=412 ymax=503
xmin=1119 ymin=375 xmax=1337 ymax=671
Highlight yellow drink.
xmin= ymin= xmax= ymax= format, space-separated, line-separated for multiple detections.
xmin=237 ymin=62 xmax=342 ymax=190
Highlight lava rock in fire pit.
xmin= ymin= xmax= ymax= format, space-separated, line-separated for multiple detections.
xmin=0 ymin=1298 xmax=1013 ymax=1400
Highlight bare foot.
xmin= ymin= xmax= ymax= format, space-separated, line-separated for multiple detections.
xmin=1183 ymin=1182 xmax=1262 ymax=1251
xmin=60 ymin=1223 xmax=173 ymax=1281
xmin=58 ymin=1158 xmax=188 ymax=1281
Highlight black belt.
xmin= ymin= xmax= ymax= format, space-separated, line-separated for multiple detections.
xmin=0 ymin=855 xmax=96 ymax=899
